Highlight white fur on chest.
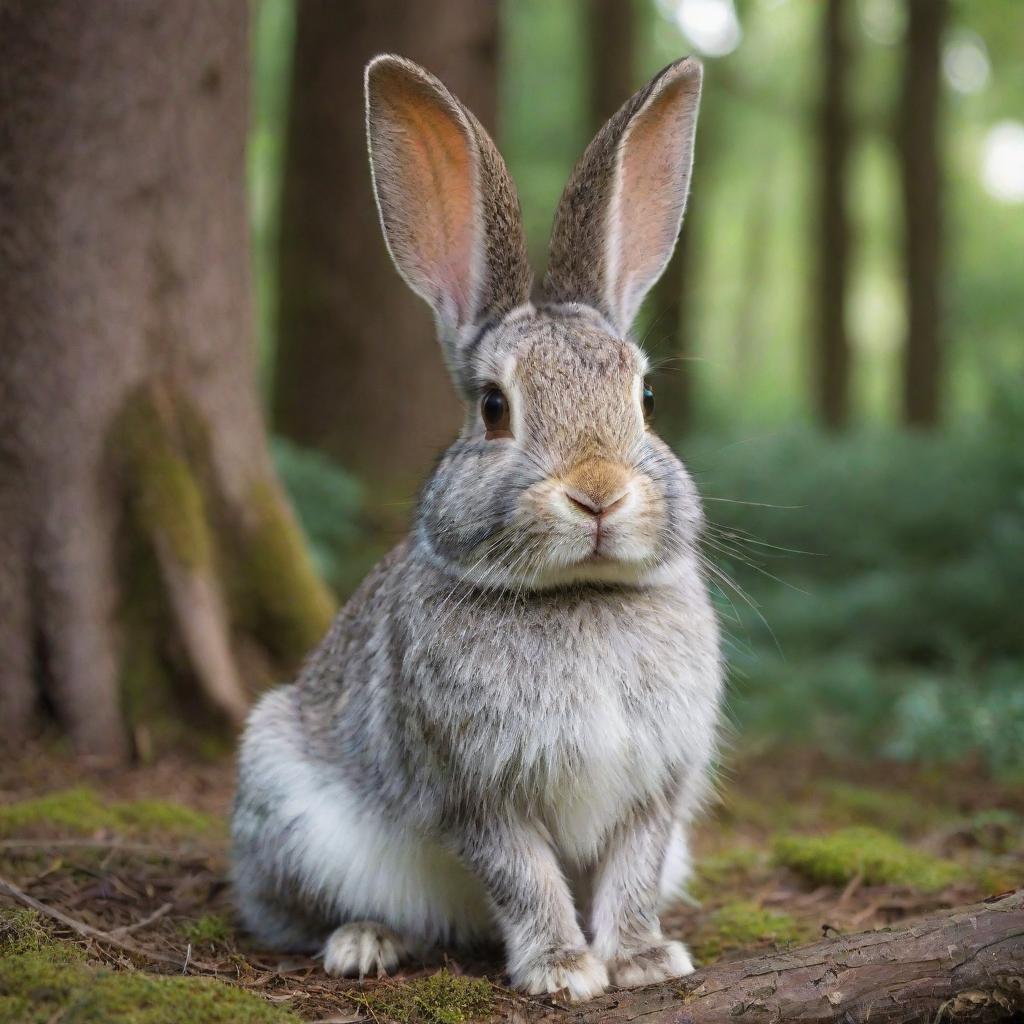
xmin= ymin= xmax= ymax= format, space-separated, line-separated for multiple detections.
xmin=541 ymin=671 xmax=667 ymax=865
xmin=423 ymin=582 xmax=721 ymax=865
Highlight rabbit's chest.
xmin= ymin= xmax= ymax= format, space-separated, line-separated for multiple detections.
xmin=416 ymin=587 xmax=720 ymax=858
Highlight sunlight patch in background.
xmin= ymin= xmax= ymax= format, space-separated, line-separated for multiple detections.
xmin=657 ymin=0 xmax=742 ymax=58
xmin=981 ymin=121 xmax=1024 ymax=204
xmin=857 ymin=0 xmax=904 ymax=46
xmin=942 ymin=31 xmax=990 ymax=95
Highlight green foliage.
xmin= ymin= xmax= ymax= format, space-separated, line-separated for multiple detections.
xmin=693 ymin=901 xmax=805 ymax=963
xmin=350 ymin=971 xmax=494 ymax=1024
xmin=685 ymin=418 xmax=1024 ymax=773
xmin=271 ymin=436 xmax=366 ymax=592
xmin=0 ymin=787 xmax=219 ymax=839
xmin=500 ymin=0 xmax=587 ymax=263
xmin=774 ymin=827 xmax=962 ymax=890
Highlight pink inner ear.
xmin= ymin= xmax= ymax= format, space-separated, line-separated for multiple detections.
xmin=611 ymin=74 xmax=698 ymax=330
xmin=372 ymin=70 xmax=479 ymax=326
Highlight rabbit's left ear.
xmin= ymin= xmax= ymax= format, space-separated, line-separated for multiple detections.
xmin=544 ymin=58 xmax=702 ymax=336
xmin=365 ymin=55 xmax=532 ymax=379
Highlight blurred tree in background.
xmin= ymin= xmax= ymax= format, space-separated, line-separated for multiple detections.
xmin=898 ymin=0 xmax=947 ymax=426
xmin=816 ymin=0 xmax=853 ymax=429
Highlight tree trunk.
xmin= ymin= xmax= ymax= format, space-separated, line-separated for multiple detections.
xmin=526 ymin=891 xmax=1024 ymax=1023
xmin=816 ymin=0 xmax=853 ymax=430
xmin=587 ymin=0 xmax=635 ymax=132
xmin=899 ymin=0 xmax=946 ymax=428
xmin=646 ymin=221 xmax=696 ymax=439
xmin=272 ymin=0 xmax=498 ymax=508
xmin=0 ymin=1 xmax=333 ymax=759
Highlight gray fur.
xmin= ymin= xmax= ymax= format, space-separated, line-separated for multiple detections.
xmin=233 ymin=54 xmax=719 ymax=1001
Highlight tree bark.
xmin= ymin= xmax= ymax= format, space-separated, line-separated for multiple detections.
xmin=899 ymin=0 xmax=947 ymax=428
xmin=0 ymin=1 xmax=333 ymax=759
xmin=273 ymin=0 xmax=499 ymax=506
xmin=645 ymin=215 xmax=697 ymax=439
xmin=526 ymin=891 xmax=1024 ymax=1023
xmin=816 ymin=0 xmax=853 ymax=430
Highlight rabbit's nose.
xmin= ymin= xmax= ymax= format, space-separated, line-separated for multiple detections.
xmin=561 ymin=458 xmax=632 ymax=518
xmin=564 ymin=487 xmax=629 ymax=519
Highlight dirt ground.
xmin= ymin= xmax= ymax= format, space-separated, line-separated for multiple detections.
xmin=1 ymin=743 xmax=1021 ymax=1023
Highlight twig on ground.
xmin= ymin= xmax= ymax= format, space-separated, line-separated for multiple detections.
xmin=839 ymin=870 xmax=864 ymax=905
xmin=109 ymin=902 xmax=173 ymax=936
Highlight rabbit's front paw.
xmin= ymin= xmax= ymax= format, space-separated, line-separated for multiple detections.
xmin=513 ymin=947 xmax=609 ymax=1002
xmin=322 ymin=921 xmax=407 ymax=978
xmin=608 ymin=940 xmax=694 ymax=988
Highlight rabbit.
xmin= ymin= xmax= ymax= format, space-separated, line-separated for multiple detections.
xmin=232 ymin=53 xmax=721 ymax=1002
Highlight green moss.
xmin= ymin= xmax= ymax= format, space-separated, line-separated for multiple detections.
xmin=110 ymin=386 xmax=219 ymax=745
xmin=693 ymin=901 xmax=805 ymax=962
xmin=141 ymin=452 xmax=210 ymax=568
xmin=0 ymin=909 xmax=83 ymax=962
xmin=112 ymin=796 xmax=218 ymax=835
xmin=0 ymin=953 xmax=300 ymax=1024
xmin=114 ymin=389 xmax=213 ymax=570
xmin=242 ymin=480 xmax=335 ymax=662
xmin=181 ymin=915 xmax=232 ymax=947
xmin=774 ymin=827 xmax=963 ymax=891
xmin=0 ymin=787 xmax=219 ymax=839
xmin=351 ymin=970 xmax=494 ymax=1024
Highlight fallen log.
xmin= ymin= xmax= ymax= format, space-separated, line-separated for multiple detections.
xmin=532 ymin=891 xmax=1024 ymax=1023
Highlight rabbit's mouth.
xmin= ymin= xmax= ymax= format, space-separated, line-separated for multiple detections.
xmin=587 ymin=518 xmax=619 ymax=561
xmin=537 ymin=519 xmax=664 ymax=585
xmin=487 ymin=470 xmax=673 ymax=588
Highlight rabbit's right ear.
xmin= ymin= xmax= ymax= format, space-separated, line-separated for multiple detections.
xmin=543 ymin=58 xmax=702 ymax=337
xmin=365 ymin=55 xmax=532 ymax=380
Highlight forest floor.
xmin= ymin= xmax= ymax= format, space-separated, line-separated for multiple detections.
xmin=1 ymin=743 xmax=1022 ymax=1023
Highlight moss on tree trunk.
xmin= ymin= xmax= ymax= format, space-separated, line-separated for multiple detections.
xmin=109 ymin=384 xmax=334 ymax=756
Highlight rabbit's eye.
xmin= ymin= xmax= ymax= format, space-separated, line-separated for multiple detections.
xmin=642 ymin=381 xmax=655 ymax=422
xmin=481 ymin=387 xmax=512 ymax=439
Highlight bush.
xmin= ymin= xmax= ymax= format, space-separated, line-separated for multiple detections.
xmin=681 ymin=414 xmax=1024 ymax=774
xmin=271 ymin=437 xmax=365 ymax=592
